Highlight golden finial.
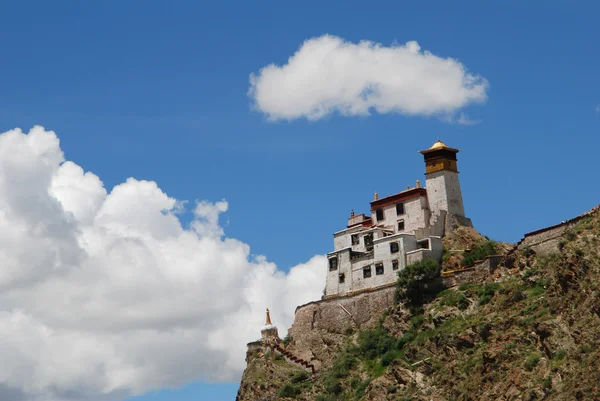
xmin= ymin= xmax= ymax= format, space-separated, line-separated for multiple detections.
xmin=374 ymin=192 xmax=379 ymax=201
xmin=265 ymin=308 xmax=272 ymax=326
xmin=350 ymin=209 xmax=355 ymax=217
xmin=416 ymin=179 xmax=421 ymax=188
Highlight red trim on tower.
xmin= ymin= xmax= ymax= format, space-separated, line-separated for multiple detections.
xmin=370 ymin=188 xmax=427 ymax=209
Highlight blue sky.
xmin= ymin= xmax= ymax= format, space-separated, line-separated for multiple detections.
xmin=0 ymin=1 xmax=598 ymax=400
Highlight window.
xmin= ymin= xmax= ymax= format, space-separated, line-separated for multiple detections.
xmin=375 ymin=208 xmax=384 ymax=221
xmin=418 ymin=239 xmax=430 ymax=249
xmin=329 ymin=257 xmax=338 ymax=271
xmin=396 ymin=202 xmax=405 ymax=215
xmin=363 ymin=266 xmax=372 ymax=278
xmin=351 ymin=234 xmax=360 ymax=245
xmin=397 ymin=220 xmax=405 ymax=232
xmin=390 ymin=242 xmax=399 ymax=254
xmin=375 ymin=263 xmax=384 ymax=275
xmin=364 ymin=233 xmax=374 ymax=251
xmin=339 ymin=273 xmax=345 ymax=283
xmin=392 ymin=260 xmax=399 ymax=270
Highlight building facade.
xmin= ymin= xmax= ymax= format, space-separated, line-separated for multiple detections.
xmin=325 ymin=139 xmax=472 ymax=298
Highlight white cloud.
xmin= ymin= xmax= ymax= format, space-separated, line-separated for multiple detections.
xmin=596 ymin=104 xmax=600 ymax=113
xmin=0 ymin=127 xmax=327 ymax=400
xmin=453 ymin=112 xmax=480 ymax=126
xmin=249 ymin=35 xmax=488 ymax=121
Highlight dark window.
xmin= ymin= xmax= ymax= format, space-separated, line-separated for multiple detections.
xmin=375 ymin=263 xmax=384 ymax=275
xmin=396 ymin=203 xmax=405 ymax=215
xmin=339 ymin=273 xmax=345 ymax=283
xmin=363 ymin=266 xmax=372 ymax=278
xmin=351 ymin=234 xmax=360 ymax=245
xmin=375 ymin=208 xmax=384 ymax=221
xmin=392 ymin=260 xmax=399 ymax=270
xmin=329 ymin=257 xmax=338 ymax=271
xmin=418 ymin=239 xmax=430 ymax=249
xmin=390 ymin=242 xmax=399 ymax=254
xmin=397 ymin=220 xmax=405 ymax=232
xmin=364 ymin=233 xmax=374 ymax=251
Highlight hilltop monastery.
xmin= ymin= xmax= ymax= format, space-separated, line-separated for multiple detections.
xmin=324 ymin=139 xmax=472 ymax=298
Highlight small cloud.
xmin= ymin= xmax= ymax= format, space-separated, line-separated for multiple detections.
xmin=249 ymin=35 xmax=489 ymax=122
xmin=456 ymin=112 xmax=480 ymax=126
xmin=439 ymin=112 xmax=480 ymax=126
xmin=596 ymin=104 xmax=600 ymax=113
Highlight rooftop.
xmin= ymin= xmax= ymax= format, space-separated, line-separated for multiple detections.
xmin=370 ymin=187 xmax=427 ymax=209
xmin=419 ymin=138 xmax=460 ymax=155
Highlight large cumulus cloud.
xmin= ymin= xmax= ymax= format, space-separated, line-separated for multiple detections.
xmin=249 ymin=35 xmax=488 ymax=122
xmin=0 ymin=126 xmax=327 ymax=401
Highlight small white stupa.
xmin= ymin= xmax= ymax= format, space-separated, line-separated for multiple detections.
xmin=260 ymin=308 xmax=280 ymax=343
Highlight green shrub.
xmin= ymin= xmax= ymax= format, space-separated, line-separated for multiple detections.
xmin=380 ymin=350 xmax=398 ymax=366
xmin=528 ymin=285 xmax=546 ymax=298
xmin=282 ymin=334 xmax=293 ymax=346
xmin=524 ymin=353 xmax=540 ymax=371
xmin=440 ymin=291 xmax=469 ymax=310
xmin=396 ymin=259 xmax=440 ymax=305
xmin=415 ymin=329 xmax=436 ymax=345
xmin=356 ymin=328 xmax=395 ymax=360
xmin=329 ymin=352 xmax=356 ymax=378
xmin=396 ymin=331 xmax=416 ymax=350
xmin=323 ymin=377 xmax=343 ymax=395
xmin=462 ymin=241 xmax=497 ymax=267
xmin=457 ymin=294 xmax=469 ymax=310
xmin=510 ymin=290 xmax=524 ymax=303
xmin=478 ymin=283 xmax=501 ymax=298
xmin=553 ymin=349 xmax=567 ymax=361
xmin=409 ymin=314 xmax=424 ymax=330
xmin=278 ymin=383 xmax=301 ymax=398
xmin=290 ymin=371 xmax=308 ymax=384
xmin=478 ymin=322 xmax=492 ymax=341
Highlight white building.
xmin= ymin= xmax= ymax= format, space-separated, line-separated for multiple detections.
xmin=324 ymin=139 xmax=472 ymax=298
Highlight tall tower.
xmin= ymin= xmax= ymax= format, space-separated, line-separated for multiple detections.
xmin=420 ymin=139 xmax=471 ymax=227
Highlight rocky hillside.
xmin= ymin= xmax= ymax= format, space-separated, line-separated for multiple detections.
xmin=237 ymin=208 xmax=600 ymax=401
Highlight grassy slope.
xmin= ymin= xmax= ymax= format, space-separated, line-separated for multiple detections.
xmin=267 ymin=212 xmax=600 ymax=400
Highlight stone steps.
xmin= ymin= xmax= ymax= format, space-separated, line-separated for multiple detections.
xmin=272 ymin=343 xmax=316 ymax=374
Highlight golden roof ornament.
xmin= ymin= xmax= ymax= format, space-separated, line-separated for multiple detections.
xmin=419 ymin=138 xmax=460 ymax=154
xmin=429 ymin=138 xmax=448 ymax=150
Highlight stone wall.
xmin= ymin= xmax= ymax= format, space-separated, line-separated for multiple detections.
xmin=441 ymin=255 xmax=503 ymax=288
xmin=515 ymin=224 xmax=571 ymax=255
xmin=512 ymin=204 xmax=599 ymax=256
xmin=288 ymin=284 xmax=396 ymax=368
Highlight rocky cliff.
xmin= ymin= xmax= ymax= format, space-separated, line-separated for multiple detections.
xmin=237 ymin=206 xmax=600 ymax=401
